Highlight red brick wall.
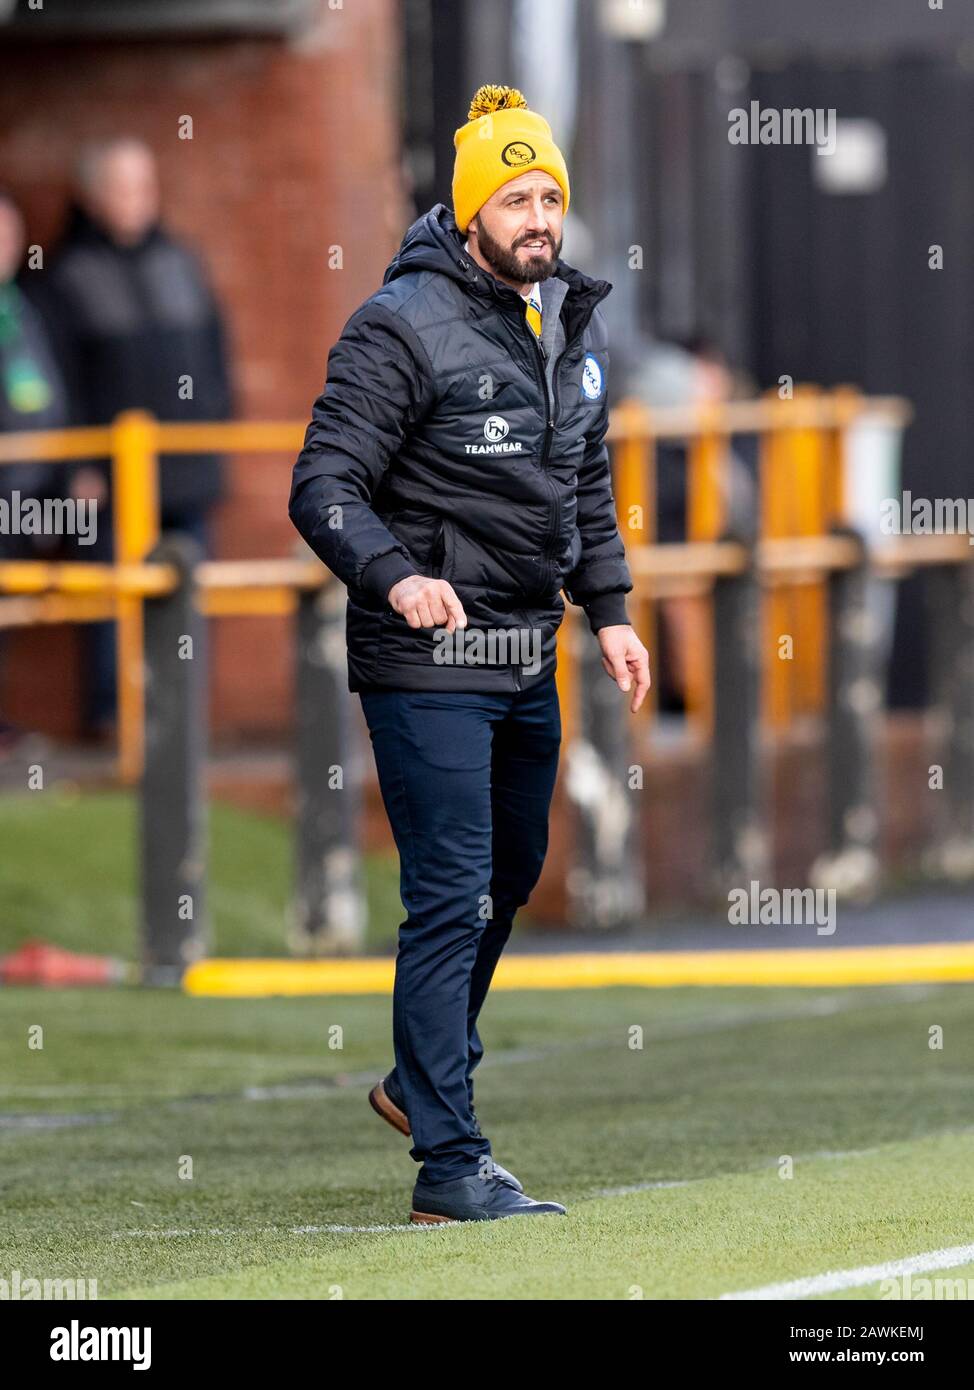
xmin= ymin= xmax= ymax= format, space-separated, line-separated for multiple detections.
xmin=0 ymin=0 xmax=411 ymax=738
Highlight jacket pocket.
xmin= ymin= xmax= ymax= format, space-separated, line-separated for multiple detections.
xmin=429 ymin=518 xmax=455 ymax=581
xmin=378 ymin=509 xmax=441 ymax=572
xmin=429 ymin=519 xmax=446 ymax=577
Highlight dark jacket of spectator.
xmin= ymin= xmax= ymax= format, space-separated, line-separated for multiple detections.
xmin=23 ymin=202 xmax=233 ymax=517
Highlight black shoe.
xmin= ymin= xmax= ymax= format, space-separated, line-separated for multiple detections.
xmin=410 ymin=1172 xmax=567 ymax=1225
xmin=368 ymin=1071 xmax=524 ymax=1194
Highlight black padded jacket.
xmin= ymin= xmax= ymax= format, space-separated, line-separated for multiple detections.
xmin=288 ymin=202 xmax=632 ymax=693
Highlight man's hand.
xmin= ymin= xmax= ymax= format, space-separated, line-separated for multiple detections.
xmin=388 ymin=575 xmax=467 ymax=632
xmin=597 ymin=624 xmax=652 ymax=712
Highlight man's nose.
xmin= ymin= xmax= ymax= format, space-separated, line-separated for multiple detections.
xmin=524 ymin=203 xmax=551 ymax=234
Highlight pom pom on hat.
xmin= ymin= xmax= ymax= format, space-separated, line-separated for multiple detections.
xmin=466 ymin=84 xmax=528 ymax=119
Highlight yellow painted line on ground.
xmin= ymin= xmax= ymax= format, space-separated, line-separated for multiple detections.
xmin=182 ymin=942 xmax=974 ymax=996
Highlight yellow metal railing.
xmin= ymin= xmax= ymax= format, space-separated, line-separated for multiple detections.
xmin=0 ymin=412 xmax=307 ymax=782
xmin=607 ymin=387 xmax=912 ymax=733
xmin=0 ymin=390 xmax=912 ymax=776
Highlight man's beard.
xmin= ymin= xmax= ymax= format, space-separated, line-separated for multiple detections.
xmin=473 ymin=218 xmax=562 ymax=284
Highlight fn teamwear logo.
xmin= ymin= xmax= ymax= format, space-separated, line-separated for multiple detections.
xmin=465 ymin=414 xmax=524 ymax=454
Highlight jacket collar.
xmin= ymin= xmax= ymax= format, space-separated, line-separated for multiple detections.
xmin=384 ymin=203 xmax=612 ymax=345
xmin=59 ymin=200 xmax=166 ymax=257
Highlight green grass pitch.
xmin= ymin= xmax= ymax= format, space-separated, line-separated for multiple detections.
xmin=3 ymin=981 xmax=973 ymax=1299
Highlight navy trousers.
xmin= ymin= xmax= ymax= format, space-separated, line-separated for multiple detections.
xmin=359 ymin=673 xmax=561 ymax=1182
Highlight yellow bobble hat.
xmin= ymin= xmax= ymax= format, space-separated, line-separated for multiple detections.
xmin=452 ymin=84 xmax=570 ymax=234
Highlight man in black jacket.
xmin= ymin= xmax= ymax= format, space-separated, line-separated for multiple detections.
xmin=290 ymin=86 xmax=650 ymax=1224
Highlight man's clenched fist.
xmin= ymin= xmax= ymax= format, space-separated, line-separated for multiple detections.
xmin=388 ymin=575 xmax=467 ymax=633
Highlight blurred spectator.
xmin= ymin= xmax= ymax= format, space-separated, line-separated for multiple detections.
xmin=0 ymin=190 xmax=69 ymax=751
xmin=25 ymin=137 xmax=235 ymax=736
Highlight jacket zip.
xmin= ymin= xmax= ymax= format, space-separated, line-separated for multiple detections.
xmin=498 ymin=284 xmax=611 ymax=689
xmin=502 ymin=314 xmax=561 ymax=593
xmin=507 ymin=294 xmax=609 ymax=587
xmin=513 ymin=607 xmax=529 ymax=692
xmin=521 ymin=328 xmax=558 ymax=692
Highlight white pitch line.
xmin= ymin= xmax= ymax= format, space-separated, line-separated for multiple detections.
xmin=292 ymin=1223 xmax=417 ymax=1234
xmin=0 ymin=1112 xmax=117 ymax=1130
xmin=108 ymin=1141 xmax=898 ymax=1238
xmin=111 ymin=1129 xmax=974 ymax=1240
xmin=594 ymin=1179 xmax=694 ymax=1196
xmin=113 ymin=1223 xmax=417 ymax=1238
xmin=590 ymin=1137 xmax=899 ymax=1198
xmin=720 ymin=1243 xmax=974 ymax=1300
